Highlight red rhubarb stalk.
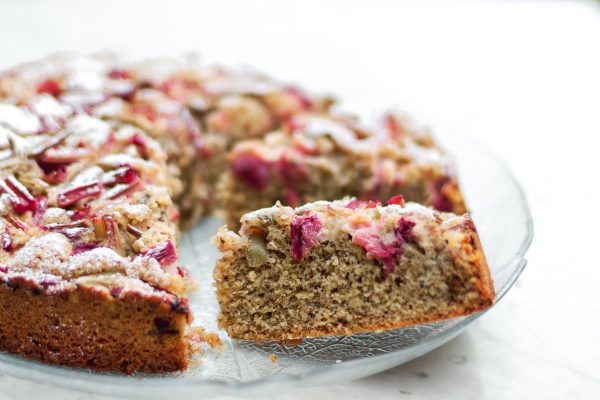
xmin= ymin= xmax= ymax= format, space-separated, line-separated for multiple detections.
xmin=57 ymin=181 xmax=102 ymax=207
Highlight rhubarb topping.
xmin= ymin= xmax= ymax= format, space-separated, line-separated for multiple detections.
xmin=430 ymin=177 xmax=454 ymax=212
xmin=290 ymin=213 xmax=322 ymax=261
xmin=0 ymin=176 xmax=37 ymax=214
xmin=32 ymin=196 xmax=47 ymax=226
xmin=107 ymin=69 xmax=131 ymax=80
xmin=231 ymin=153 xmax=274 ymax=191
xmin=279 ymin=153 xmax=308 ymax=187
xmin=72 ymin=242 xmax=99 ymax=255
xmin=383 ymin=113 xmax=403 ymax=140
xmin=102 ymin=214 xmax=121 ymax=251
xmin=279 ymin=152 xmax=308 ymax=207
xmin=102 ymin=166 xmax=139 ymax=186
xmin=131 ymin=103 xmax=158 ymax=122
xmin=286 ymin=87 xmax=313 ymax=111
xmin=105 ymin=180 xmax=141 ymax=200
xmin=395 ymin=217 xmax=416 ymax=243
xmin=42 ymin=220 xmax=89 ymax=241
xmin=57 ymin=181 xmax=102 ymax=207
xmin=38 ymin=147 xmax=91 ymax=164
xmin=126 ymin=224 xmax=143 ymax=238
xmin=386 ymin=195 xmax=405 ymax=207
xmin=140 ymin=240 xmax=178 ymax=267
xmin=2 ymin=228 xmax=13 ymax=252
xmin=345 ymin=199 xmax=381 ymax=210
xmin=350 ymin=216 xmax=416 ymax=279
xmin=6 ymin=215 xmax=27 ymax=230
xmin=129 ymin=133 xmax=149 ymax=159
xmin=283 ymin=115 xmax=306 ymax=133
xmin=36 ymin=79 xmax=63 ymax=97
xmin=36 ymin=160 xmax=68 ymax=184
xmin=181 ymin=109 xmax=212 ymax=158
xmin=109 ymin=286 xmax=123 ymax=297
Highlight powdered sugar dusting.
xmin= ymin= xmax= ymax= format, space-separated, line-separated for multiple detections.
xmin=7 ymin=233 xmax=72 ymax=273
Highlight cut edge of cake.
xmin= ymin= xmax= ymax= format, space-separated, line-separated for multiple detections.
xmin=213 ymin=198 xmax=494 ymax=341
xmin=0 ymin=274 xmax=193 ymax=373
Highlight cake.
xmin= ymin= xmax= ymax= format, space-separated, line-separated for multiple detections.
xmin=219 ymin=112 xmax=466 ymax=228
xmin=0 ymin=53 xmax=488 ymax=374
xmin=0 ymin=96 xmax=199 ymax=373
xmin=0 ymin=53 xmax=333 ymax=225
xmin=213 ymin=198 xmax=494 ymax=340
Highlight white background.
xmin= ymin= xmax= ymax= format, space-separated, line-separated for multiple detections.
xmin=0 ymin=0 xmax=599 ymax=399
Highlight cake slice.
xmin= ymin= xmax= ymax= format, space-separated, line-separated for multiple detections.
xmin=213 ymin=198 xmax=494 ymax=340
xmin=219 ymin=112 xmax=466 ymax=228
xmin=0 ymin=97 xmax=203 ymax=373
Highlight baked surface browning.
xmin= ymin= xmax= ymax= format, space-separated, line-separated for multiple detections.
xmin=0 ymin=278 xmax=191 ymax=373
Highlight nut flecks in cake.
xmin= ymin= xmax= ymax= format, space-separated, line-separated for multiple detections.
xmin=290 ymin=213 xmax=323 ymax=261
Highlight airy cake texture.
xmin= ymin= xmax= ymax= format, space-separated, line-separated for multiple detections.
xmin=214 ymin=199 xmax=494 ymax=340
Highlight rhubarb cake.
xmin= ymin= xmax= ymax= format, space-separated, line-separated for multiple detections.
xmin=0 ymin=96 xmax=200 ymax=373
xmin=0 ymin=54 xmax=482 ymax=373
xmin=213 ymin=198 xmax=494 ymax=340
xmin=219 ymin=112 xmax=466 ymax=228
xmin=0 ymin=53 xmax=332 ymax=225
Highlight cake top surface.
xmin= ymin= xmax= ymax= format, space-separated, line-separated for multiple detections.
xmin=225 ymin=197 xmax=476 ymax=278
xmin=0 ymin=95 xmax=186 ymax=297
xmin=227 ymin=112 xmax=454 ymax=183
xmin=0 ymin=53 xmax=332 ymax=148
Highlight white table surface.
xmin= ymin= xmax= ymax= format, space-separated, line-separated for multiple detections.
xmin=0 ymin=0 xmax=599 ymax=399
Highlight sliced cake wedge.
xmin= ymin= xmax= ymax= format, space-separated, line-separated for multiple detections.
xmin=213 ymin=198 xmax=494 ymax=340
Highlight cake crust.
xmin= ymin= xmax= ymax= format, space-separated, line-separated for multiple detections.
xmin=0 ymin=276 xmax=191 ymax=373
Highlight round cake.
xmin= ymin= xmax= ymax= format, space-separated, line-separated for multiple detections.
xmin=0 ymin=54 xmax=489 ymax=374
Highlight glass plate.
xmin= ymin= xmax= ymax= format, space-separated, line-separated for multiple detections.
xmin=0 ymin=130 xmax=533 ymax=399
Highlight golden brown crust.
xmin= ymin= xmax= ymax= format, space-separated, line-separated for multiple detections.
xmin=0 ymin=277 xmax=192 ymax=374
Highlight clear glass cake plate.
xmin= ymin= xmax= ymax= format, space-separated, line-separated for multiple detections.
xmin=0 ymin=129 xmax=533 ymax=399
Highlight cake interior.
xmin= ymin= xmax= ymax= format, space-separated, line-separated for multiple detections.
xmin=214 ymin=202 xmax=494 ymax=340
